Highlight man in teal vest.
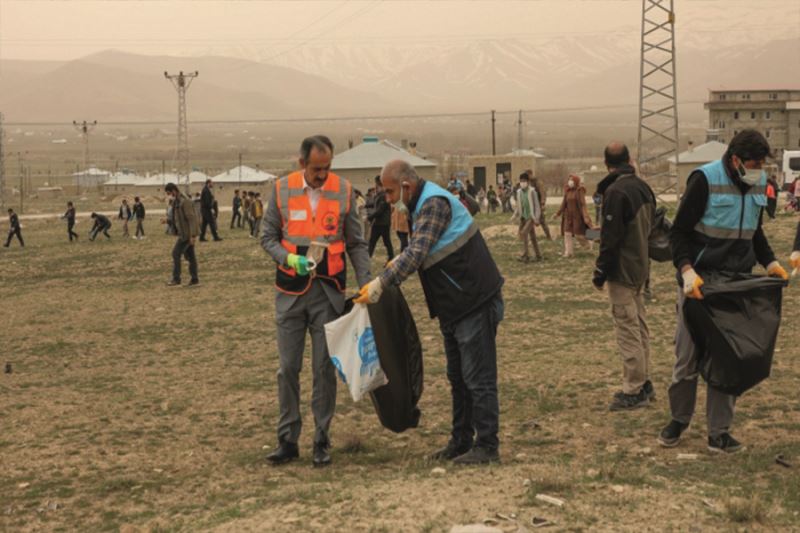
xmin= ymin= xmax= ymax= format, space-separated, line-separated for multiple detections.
xmin=659 ymin=129 xmax=788 ymax=453
xmin=355 ymin=160 xmax=505 ymax=465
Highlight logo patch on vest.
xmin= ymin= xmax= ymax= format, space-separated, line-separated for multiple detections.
xmin=321 ymin=211 xmax=339 ymax=232
xmin=289 ymin=210 xmax=307 ymax=221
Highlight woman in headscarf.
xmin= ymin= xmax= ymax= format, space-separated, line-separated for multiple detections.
xmin=553 ymin=174 xmax=594 ymax=257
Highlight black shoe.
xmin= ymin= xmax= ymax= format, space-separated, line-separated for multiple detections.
xmin=213 ymin=237 xmax=223 ymax=242
xmin=658 ymin=420 xmax=689 ymax=447
xmin=166 ymin=280 xmax=181 ymax=287
xmin=643 ymin=380 xmax=656 ymax=402
xmin=452 ymin=446 xmax=500 ymax=465
xmin=708 ymin=433 xmax=743 ymax=454
xmin=186 ymin=279 xmax=199 ymax=287
xmin=313 ymin=442 xmax=331 ymax=468
xmin=199 ymin=237 xmax=208 ymax=242
xmin=609 ymin=389 xmax=649 ymax=411
xmin=266 ymin=441 xmax=299 ymax=465
xmin=428 ymin=442 xmax=472 ymax=461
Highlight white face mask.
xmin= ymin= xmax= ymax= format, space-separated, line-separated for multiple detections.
xmin=567 ymin=180 xmax=576 ymax=189
xmin=738 ymin=165 xmax=764 ymax=186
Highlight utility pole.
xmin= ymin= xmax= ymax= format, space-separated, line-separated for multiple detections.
xmin=0 ymin=112 xmax=5 ymax=209
xmin=73 ymin=120 xmax=97 ymax=172
xmin=516 ymin=110 xmax=524 ymax=152
xmin=17 ymin=152 xmax=24 ymax=214
xmin=491 ymin=110 xmax=496 ymax=156
xmin=238 ymin=152 xmax=242 ymax=188
xmin=637 ymin=0 xmax=679 ymax=197
xmin=164 ymin=70 xmax=198 ymax=191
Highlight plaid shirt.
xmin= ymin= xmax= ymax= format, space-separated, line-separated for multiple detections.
xmin=379 ymin=196 xmax=452 ymax=288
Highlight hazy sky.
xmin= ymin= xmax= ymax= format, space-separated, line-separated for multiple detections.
xmin=1 ymin=0 xmax=798 ymax=61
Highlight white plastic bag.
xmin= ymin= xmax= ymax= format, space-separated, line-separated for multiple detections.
xmin=325 ymin=304 xmax=388 ymax=402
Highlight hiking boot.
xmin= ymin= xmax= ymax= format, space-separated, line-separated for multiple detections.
xmin=266 ymin=441 xmax=299 ymax=465
xmin=609 ymin=389 xmax=649 ymax=411
xmin=428 ymin=442 xmax=472 ymax=461
xmin=643 ymin=380 xmax=656 ymax=402
xmin=708 ymin=433 xmax=743 ymax=454
xmin=452 ymin=446 xmax=500 ymax=465
xmin=658 ymin=420 xmax=689 ymax=447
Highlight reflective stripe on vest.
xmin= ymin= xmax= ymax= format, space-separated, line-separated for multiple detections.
xmin=412 ymin=181 xmax=477 ymax=270
xmin=694 ymin=159 xmax=767 ymax=241
xmin=274 ymin=171 xmax=351 ymax=294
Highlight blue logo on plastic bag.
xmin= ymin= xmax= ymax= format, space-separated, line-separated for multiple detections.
xmin=358 ymin=327 xmax=380 ymax=376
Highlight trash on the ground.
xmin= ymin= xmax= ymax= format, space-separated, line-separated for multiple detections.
xmin=515 ymin=453 xmax=527 ymax=460
xmin=531 ymin=516 xmax=554 ymax=528
xmin=677 ymin=453 xmax=698 ymax=460
xmin=701 ymin=499 xmax=716 ymax=510
xmin=610 ymin=484 xmax=625 ymax=493
xmin=431 ymin=467 xmax=447 ymax=476
xmin=495 ymin=512 xmax=517 ymax=521
xmin=17 ymin=483 xmax=29 ymax=490
xmin=449 ymin=525 xmax=503 ymax=533
xmin=535 ymin=494 xmax=565 ymax=507
xmin=775 ymin=454 xmax=792 ymax=468
xmin=482 ymin=518 xmax=501 ymax=527
xmin=586 ymin=468 xmax=600 ymax=478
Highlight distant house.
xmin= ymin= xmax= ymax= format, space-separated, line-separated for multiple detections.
xmin=102 ymin=171 xmax=145 ymax=195
xmin=668 ymin=141 xmax=728 ymax=195
xmin=211 ymin=165 xmax=277 ymax=186
xmin=73 ymin=167 xmax=112 ymax=188
xmin=467 ymin=150 xmax=546 ymax=192
xmin=331 ymin=136 xmax=437 ymax=189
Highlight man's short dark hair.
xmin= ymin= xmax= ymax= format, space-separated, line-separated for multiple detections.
xmin=727 ymin=129 xmax=771 ymax=162
xmin=519 ymin=172 xmax=529 ymax=181
xmin=206 ymin=179 xmax=212 ymax=185
xmin=300 ymin=135 xmax=334 ymax=161
xmin=374 ymin=175 xmax=382 ymax=185
xmin=234 ymin=189 xmax=239 ymax=193
xmin=604 ymin=143 xmax=630 ymax=168
xmin=8 ymin=208 xmax=13 ymax=213
xmin=164 ymin=182 xmax=178 ymax=193
xmin=134 ymin=196 xmax=140 ymax=202
xmin=90 ymin=212 xmax=97 ymax=218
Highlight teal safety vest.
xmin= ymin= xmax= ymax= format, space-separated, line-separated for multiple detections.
xmin=694 ymin=159 xmax=767 ymax=241
xmin=413 ymin=181 xmax=477 ymax=270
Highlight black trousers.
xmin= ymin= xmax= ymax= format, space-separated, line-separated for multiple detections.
xmin=200 ymin=211 xmax=220 ymax=240
xmin=90 ymin=224 xmax=111 ymax=240
xmin=230 ymin=209 xmax=241 ymax=228
xmin=68 ymin=221 xmax=78 ymax=241
xmin=397 ymin=231 xmax=409 ymax=252
xmin=5 ymin=228 xmax=24 ymax=247
xmin=368 ymin=224 xmax=394 ymax=259
xmin=172 ymin=238 xmax=198 ymax=283
xmin=135 ymin=219 xmax=145 ymax=237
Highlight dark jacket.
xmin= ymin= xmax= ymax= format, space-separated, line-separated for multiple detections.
xmin=133 ymin=202 xmax=145 ymax=220
xmin=595 ymin=166 xmax=656 ymax=289
xmin=233 ymin=195 xmax=242 ymax=212
xmin=92 ymin=214 xmax=111 ymax=230
xmin=200 ymin=186 xmax=214 ymax=212
xmin=63 ymin=207 xmax=76 ymax=222
xmin=118 ymin=205 xmax=132 ymax=220
xmin=369 ymin=192 xmax=392 ymax=226
xmin=670 ymin=154 xmax=775 ymax=276
xmin=174 ymin=193 xmax=200 ymax=241
xmin=9 ymin=213 xmax=20 ymax=231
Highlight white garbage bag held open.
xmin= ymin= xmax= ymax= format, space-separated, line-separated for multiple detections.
xmin=325 ymin=304 xmax=388 ymax=402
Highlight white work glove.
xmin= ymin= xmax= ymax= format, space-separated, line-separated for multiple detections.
xmin=354 ymin=277 xmax=384 ymax=305
xmin=681 ymin=267 xmax=704 ymax=300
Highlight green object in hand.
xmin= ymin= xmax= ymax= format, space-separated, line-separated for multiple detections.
xmin=287 ymin=253 xmax=309 ymax=276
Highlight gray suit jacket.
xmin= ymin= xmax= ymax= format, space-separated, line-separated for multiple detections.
xmin=261 ymin=177 xmax=371 ymax=315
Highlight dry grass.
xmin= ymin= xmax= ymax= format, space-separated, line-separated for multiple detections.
xmin=1 ymin=210 xmax=800 ymax=532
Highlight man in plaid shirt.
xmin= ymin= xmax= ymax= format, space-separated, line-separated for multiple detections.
xmin=356 ymin=160 xmax=505 ymax=465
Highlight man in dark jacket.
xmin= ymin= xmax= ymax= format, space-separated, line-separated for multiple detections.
xmin=367 ymin=175 xmax=394 ymax=261
xmin=357 ymin=160 xmax=504 ymax=465
xmin=4 ymin=208 xmax=24 ymax=247
xmin=165 ymin=182 xmax=200 ymax=286
xmin=89 ymin=212 xmax=112 ymax=241
xmin=231 ymin=189 xmax=242 ymax=229
xmin=199 ymin=179 xmax=222 ymax=242
xmin=592 ymin=143 xmax=656 ymax=411
xmin=133 ymin=196 xmax=146 ymax=239
xmin=63 ymin=202 xmax=78 ymax=242
xmin=658 ymin=129 xmax=788 ymax=453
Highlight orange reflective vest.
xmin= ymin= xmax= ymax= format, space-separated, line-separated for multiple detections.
xmin=275 ymin=171 xmax=351 ymax=295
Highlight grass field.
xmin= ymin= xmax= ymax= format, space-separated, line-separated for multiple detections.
xmin=1 ymin=210 xmax=799 ymax=532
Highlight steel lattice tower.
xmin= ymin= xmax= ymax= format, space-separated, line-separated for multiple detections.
xmin=637 ymin=0 xmax=679 ymax=194
xmin=164 ymin=71 xmax=198 ymax=189
xmin=73 ymin=120 xmax=97 ymax=171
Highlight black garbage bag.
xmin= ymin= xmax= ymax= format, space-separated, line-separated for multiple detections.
xmin=365 ymin=285 xmax=424 ymax=432
xmin=648 ymin=206 xmax=672 ymax=262
xmin=682 ymin=273 xmax=786 ymax=396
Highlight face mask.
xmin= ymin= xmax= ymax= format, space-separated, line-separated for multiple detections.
xmin=567 ymin=180 xmax=576 ymax=189
xmin=738 ymin=164 xmax=764 ymax=186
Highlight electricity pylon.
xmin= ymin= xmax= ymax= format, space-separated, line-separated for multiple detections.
xmin=164 ymin=70 xmax=198 ymax=190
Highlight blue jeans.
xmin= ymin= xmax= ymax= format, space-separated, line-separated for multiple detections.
xmin=439 ymin=293 xmax=503 ymax=451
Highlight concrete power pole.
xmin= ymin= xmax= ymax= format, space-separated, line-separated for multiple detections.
xmin=0 ymin=113 xmax=5 ymax=209
xmin=516 ymin=110 xmax=524 ymax=152
xmin=73 ymin=120 xmax=97 ymax=171
xmin=164 ymin=70 xmax=198 ymax=191
xmin=491 ymin=110 xmax=496 ymax=156
xmin=636 ymin=0 xmax=679 ymax=197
